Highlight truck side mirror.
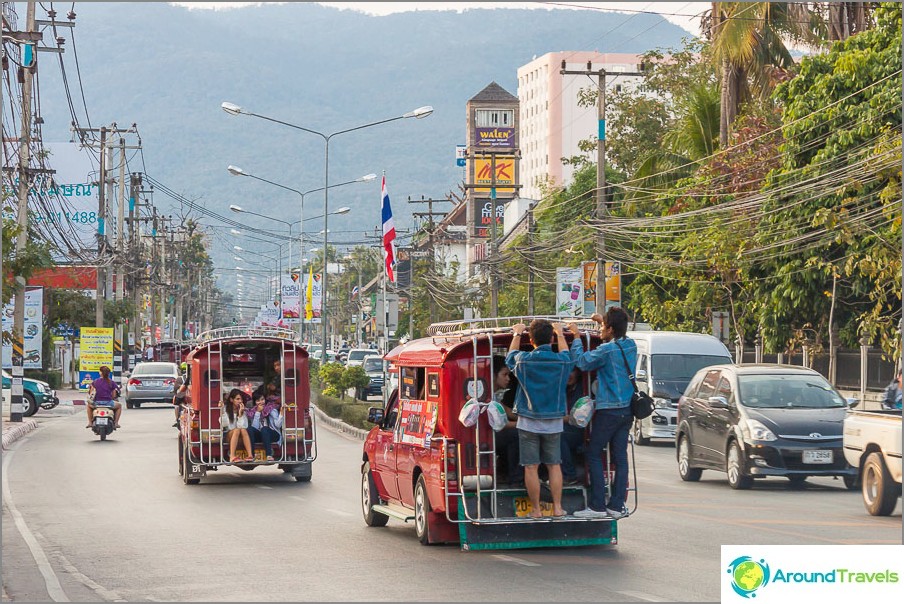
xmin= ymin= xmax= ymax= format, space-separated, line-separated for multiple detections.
xmin=367 ymin=406 xmax=384 ymax=424
xmin=636 ymin=369 xmax=647 ymax=381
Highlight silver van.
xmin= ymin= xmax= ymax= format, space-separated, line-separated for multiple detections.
xmin=628 ymin=331 xmax=733 ymax=445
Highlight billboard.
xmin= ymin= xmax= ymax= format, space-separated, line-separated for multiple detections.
xmin=472 ymin=156 xmax=515 ymax=194
xmin=471 ymin=197 xmax=506 ymax=238
xmin=78 ymin=327 xmax=114 ymax=389
xmin=2 ymin=287 xmax=44 ymax=369
xmin=280 ymin=274 xmax=301 ymax=323
xmin=474 ymin=127 xmax=515 ymax=149
xmin=580 ymin=260 xmax=622 ymax=314
xmin=555 ymin=267 xmax=584 ymax=317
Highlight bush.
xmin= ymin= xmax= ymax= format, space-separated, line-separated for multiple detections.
xmin=24 ymin=369 xmax=62 ymax=389
xmin=342 ymin=366 xmax=371 ymax=398
xmin=313 ymin=389 xmax=375 ymax=430
xmin=319 ymin=362 xmax=346 ymax=398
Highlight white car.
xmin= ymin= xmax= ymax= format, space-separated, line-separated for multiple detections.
xmin=345 ymin=348 xmax=380 ymax=368
xmin=311 ymin=350 xmax=338 ymax=363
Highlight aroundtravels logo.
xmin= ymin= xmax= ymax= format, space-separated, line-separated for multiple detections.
xmin=727 ymin=556 xmax=771 ymax=598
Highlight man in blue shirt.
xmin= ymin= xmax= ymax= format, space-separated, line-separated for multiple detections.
xmin=506 ymin=319 xmax=576 ymax=518
xmin=570 ymin=307 xmax=635 ymax=520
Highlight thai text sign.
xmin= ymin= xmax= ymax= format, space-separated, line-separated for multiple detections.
xmin=79 ymin=327 xmax=114 ymax=390
xmin=280 ymin=274 xmax=300 ymax=323
xmin=396 ymin=398 xmax=438 ymax=448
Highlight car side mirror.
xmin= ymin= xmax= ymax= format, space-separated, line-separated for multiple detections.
xmin=846 ymin=397 xmax=859 ymax=409
xmin=636 ymin=369 xmax=647 ymax=381
xmin=708 ymin=396 xmax=729 ymax=409
xmin=367 ymin=406 xmax=384 ymax=424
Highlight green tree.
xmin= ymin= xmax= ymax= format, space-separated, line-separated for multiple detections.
xmin=342 ymin=365 xmax=371 ymax=400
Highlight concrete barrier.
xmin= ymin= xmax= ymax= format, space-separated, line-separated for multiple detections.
xmin=311 ymin=404 xmax=368 ymax=441
xmin=2 ymin=419 xmax=38 ymax=450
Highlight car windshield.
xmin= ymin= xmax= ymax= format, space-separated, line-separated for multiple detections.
xmin=348 ymin=350 xmax=374 ymax=362
xmin=651 ymin=354 xmax=732 ymax=381
xmin=133 ymin=363 xmax=178 ymax=376
xmin=737 ymin=374 xmax=846 ymax=409
xmin=363 ymin=357 xmax=382 ymax=371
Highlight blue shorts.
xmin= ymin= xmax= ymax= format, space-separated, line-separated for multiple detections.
xmin=518 ymin=430 xmax=562 ymax=466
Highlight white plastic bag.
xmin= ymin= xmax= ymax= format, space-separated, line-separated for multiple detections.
xmin=458 ymin=398 xmax=481 ymax=427
xmin=569 ymin=396 xmax=594 ymax=428
xmin=486 ymin=400 xmax=508 ymax=432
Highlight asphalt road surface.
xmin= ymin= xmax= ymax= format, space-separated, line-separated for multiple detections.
xmin=2 ymin=405 xmax=900 ymax=602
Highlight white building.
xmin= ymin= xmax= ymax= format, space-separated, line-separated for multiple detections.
xmin=518 ymin=51 xmax=645 ymax=201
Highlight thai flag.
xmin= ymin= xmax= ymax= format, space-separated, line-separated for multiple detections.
xmin=350 ymin=285 xmax=360 ymax=300
xmin=381 ymin=175 xmax=397 ymax=282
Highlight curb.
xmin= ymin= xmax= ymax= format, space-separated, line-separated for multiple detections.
xmin=1 ymin=420 xmax=38 ymax=450
xmin=311 ymin=404 xmax=368 ymax=441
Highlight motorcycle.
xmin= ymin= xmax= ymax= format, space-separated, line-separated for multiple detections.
xmin=92 ymin=402 xmax=117 ymax=441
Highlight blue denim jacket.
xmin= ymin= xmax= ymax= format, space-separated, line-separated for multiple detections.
xmin=571 ymin=337 xmax=636 ymax=410
xmin=505 ymin=344 xmax=575 ymax=419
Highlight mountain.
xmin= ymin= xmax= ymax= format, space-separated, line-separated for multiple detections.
xmin=30 ymin=2 xmax=691 ymax=277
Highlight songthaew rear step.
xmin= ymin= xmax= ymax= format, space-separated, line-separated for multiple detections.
xmin=456 ymin=487 xmax=616 ymax=551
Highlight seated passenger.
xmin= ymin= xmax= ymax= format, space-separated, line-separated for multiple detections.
xmin=560 ymin=367 xmax=585 ymax=485
xmin=247 ymin=393 xmax=285 ymax=462
xmin=492 ymin=355 xmax=523 ymax=487
xmin=220 ymin=388 xmax=253 ymax=463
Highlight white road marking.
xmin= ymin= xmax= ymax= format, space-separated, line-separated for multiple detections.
xmin=256 ymin=485 xmax=274 ymax=490
xmin=52 ymin=550 xmax=126 ymax=602
xmin=491 ymin=554 xmax=541 ymax=567
xmin=2 ymin=443 xmax=70 ymax=602
xmin=289 ymin=495 xmax=306 ymax=502
xmin=617 ymin=590 xmax=670 ymax=602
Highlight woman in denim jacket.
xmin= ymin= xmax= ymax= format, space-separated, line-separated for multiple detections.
xmin=569 ymin=307 xmax=635 ymax=520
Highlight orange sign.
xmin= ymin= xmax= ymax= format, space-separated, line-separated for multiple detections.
xmin=473 ymin=156 xmax=515 ymax=193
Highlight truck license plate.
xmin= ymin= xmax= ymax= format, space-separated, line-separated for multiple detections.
xmin=803 ymin=450 xmax=832 ymax=464
xmin=513 ymin=497 xmax=554 ymax=518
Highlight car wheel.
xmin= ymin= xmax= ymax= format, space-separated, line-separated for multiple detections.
xmin=414 ymin=475 xmax=433 ymax=545
xmin=361 ymin=462 xmax=389 ymax=527
xmin=677 ymin=435 xmax=702 ymax=482
xmin=726 ymin=441 xmax=752 ymax=490
xmin=862 ymin=452 xmax=897 ymax=516
xmin=126 ymin=401 xmax=133 ymax=409
xmin=787 ymin=475 xmax=808 ymax=488
xmin=22 ymin=392 xmax=38 ymax=417
xmin=134 ymin=402 xmax=142 ymax=409
xmin=843 ymin=474 xmax=859 ymax=491
xmin=634 ymin=420 xmax=650 ymax=446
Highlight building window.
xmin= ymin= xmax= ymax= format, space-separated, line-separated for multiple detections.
xmin=476 ymin=109 xmax=514 ymax=128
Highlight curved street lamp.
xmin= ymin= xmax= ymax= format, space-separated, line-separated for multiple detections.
xmin=222 ymin=101 xmax=433 ymax=348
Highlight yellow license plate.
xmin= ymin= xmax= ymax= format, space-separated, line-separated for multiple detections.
xmin=513 ymin=497 xmax=555 ymax=518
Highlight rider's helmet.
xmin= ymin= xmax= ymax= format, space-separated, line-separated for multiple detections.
xmin=180 ymin=362 xmax=188 ymax=372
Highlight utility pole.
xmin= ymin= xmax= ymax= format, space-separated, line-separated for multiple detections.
xmin=527 ymin=201 xmax=535 ymax=315
xmin=409 ymin=195 xmax=451 ymax=324
xmin=10 ymin=0 xmax=37 ymax=422
xmin=489 ymin=153 xmax=499 ymax=317
xmin=561 ymin=59 xmax=645 ymax=315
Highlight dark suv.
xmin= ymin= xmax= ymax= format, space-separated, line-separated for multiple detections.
xmin=356 ymin=356 xmax=384 ymax=400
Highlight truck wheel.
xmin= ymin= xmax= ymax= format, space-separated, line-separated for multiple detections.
xmin=726 ymin=440 xmax=752 ymax=490
xmin=361 ymin=462 xmax=388 ymax=527
xmin=414 ymin=475 xmax=433 ymax=545
xmin=862 ymin=452 xmax=898 ymax=516
xmin=178 ymin=437 xmax=184 ymax=475
xmin=23 ymin=393 xmax=38 ymax=417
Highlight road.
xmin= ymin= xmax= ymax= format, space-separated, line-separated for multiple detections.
xmin=2 ymin=405 xmax=900 ymax=602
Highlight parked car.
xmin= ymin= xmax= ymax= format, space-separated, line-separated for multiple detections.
xmin=346 ymin=348 xmax=379 ymax=368
xmin=356 ymin=355 xmax=385 ymax=400
xmin=675 ymin=364 xmax=857 ymax=489
xmin=843 ymin=408 xmax=902 ymax=515
xmin=124 ymin=362 xmax=180 ymax=408
xmin=1 ymin=369 xmax=59 ymax=417
xmin=311 ymin=349 xmax=337 ymax=363
xmin=627 ymin=331 xmax=733 ymax=445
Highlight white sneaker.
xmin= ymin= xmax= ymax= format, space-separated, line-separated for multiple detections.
xmin=573 ymin=507 xmax=609 ymax=519
xmin=606 ymin=506 xmax=627 ymax=519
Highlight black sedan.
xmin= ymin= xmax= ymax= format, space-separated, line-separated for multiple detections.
xmin=675 ymin=364 xmax=857 ymax=490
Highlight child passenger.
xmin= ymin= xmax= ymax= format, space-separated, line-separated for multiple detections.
xmin=220 ymin=388 xmax=253 ymax=463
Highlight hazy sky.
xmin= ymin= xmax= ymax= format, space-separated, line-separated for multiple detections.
xmin=168 ymin=2 xmax=710 ymax=35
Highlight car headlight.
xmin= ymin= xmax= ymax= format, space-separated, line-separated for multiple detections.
xmin=36 ymin=382 xmax=50 ymax=393
xmin=653 ymin=397 xmax=671 ymax=409
xmin=746 ymin=419 xmax=777 ymax=441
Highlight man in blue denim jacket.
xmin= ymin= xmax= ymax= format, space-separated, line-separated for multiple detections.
xmin=569 ymin=307 xmax=636 ymax=520
xmin=506 ymin=318 xmax=576 ymax=518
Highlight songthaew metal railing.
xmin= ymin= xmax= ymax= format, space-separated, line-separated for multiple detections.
xmin=197 ymin=326 xmax=297 ymax=344
xmin=427 ymin=316 xmax=599 ymax=337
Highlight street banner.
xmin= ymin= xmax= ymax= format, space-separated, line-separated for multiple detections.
xmin=281 ymin=274 xmax=301 ymax=323
xmin=259 ymin=301 xmax=285 ymax=328
xmin=303 ymin=272 xmax=323 ymax=324
xmin=78 ymin=327 xmax=114 ymax=390
xmin=556 ymin=266 xmax=584 ymax=317
xmin=582 ymin=261 xmax=597 ymax=316
xmin=605 ymin=261 xmax=622 ymax=309
xmin=580 ymin=260 xmax=622 ymax=313
xmin=2 ymin=286 xmax=44 ymax=369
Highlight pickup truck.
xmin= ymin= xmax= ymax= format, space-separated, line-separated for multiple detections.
xmin=843 ymin=409 xmax=902 ymax=516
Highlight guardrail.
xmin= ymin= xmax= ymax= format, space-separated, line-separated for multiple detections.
xmin=196 ymin=326 xmax=297 ymax=344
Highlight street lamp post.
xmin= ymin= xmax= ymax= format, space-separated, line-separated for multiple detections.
xmin=227 ymin=165 xmax=374 ymax=341
xmin=222 ymin=101 xmax=433 ymax=349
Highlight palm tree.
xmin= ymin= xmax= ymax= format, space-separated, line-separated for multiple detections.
xmin=708 ymin=2 xmax=823 ymax=147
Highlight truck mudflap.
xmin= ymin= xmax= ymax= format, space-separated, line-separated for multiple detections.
xmin=456 ymin=487 xmax=617 ymax=551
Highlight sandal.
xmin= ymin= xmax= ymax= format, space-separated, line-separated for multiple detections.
xmin=266 ymin=456 xmax=275 ymax=462
xmin=243 ymin=455 xmax=254 ymax=462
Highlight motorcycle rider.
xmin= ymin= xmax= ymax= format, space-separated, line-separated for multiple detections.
xmin=172 ymin=362 xmax=189 ymax=428
xmin=87 ymin=365 xmax=122 ymax=429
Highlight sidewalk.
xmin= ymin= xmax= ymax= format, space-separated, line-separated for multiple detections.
xmin=2 ymin=388 xmax=84 ymax=450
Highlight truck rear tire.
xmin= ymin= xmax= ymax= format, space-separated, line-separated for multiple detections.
xmin=862 ymin=452 xmax=898 ymax=516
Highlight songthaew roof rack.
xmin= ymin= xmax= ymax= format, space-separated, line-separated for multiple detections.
xmin=196 ymin=326 xmax=297 ymax=344
xmin=426 ymin=315 xmax=599 ymax=337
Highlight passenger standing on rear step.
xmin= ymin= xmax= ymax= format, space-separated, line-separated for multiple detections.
xmin=506 ymin=319 xmax=576 ymax=518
